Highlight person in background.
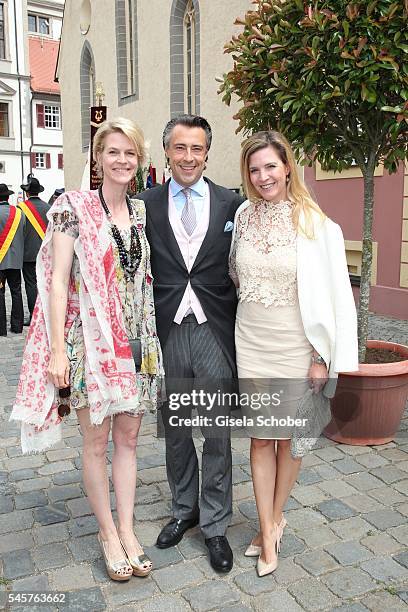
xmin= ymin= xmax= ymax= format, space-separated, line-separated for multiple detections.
xmin=11 ymin=118 xmax=163 ymax=582
xmin=229 ymin=130 xmax=358 ymax=577
xmin=0 ymin=183 xmax=25 ymax=336
xmin=19 ymin=175 xmax=50 ymax=325
xmin=138 ymin=114 xmax=243 ymax=574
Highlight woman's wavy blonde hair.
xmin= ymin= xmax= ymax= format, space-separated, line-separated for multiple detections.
xmin=240 ymin=130 xmax=325 ymax=238
xmin=92 ymin=117 xmax=146 ymax=177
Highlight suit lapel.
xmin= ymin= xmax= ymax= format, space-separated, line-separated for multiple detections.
xmin=146 ymin=181 xmax=186 ymax=269
xmin=191 ymin=178 xmax=229 ymax=271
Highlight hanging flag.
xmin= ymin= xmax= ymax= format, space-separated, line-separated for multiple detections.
xmin=90 ymin=106 xmax=107 ymax=190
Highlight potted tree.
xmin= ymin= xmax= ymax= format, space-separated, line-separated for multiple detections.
xmin=219 ymin=0 xmax=408 ymax=444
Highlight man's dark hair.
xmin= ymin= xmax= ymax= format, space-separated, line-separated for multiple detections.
xmin=162 ymin=114 xmax=212 ymax=151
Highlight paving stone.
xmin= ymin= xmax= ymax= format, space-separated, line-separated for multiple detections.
xmin=33 ymin=523 xmax=69 ymax=545
xmin=339 ymin=445 xmax=371 ymax=456
xmin=331 ymin=604 xmax=369 ymax=612
xmin=396 ymin=502 xmax=408 ymax=517
xmin=0 ymin=508 xmax=33 ymax=534
xmin=48 ymin=564 xmax=96 ymax=590
xmin=105 ymin=578 xmax=157 ymax=606
xmin=296 ymin=549 xmax=340 ymax=576
xmin=65 ymin=496 xmax=92 ymax=518
xmin=138 ymin=454 xmax=166 ymax=470
xmin=138 ymin=466 xmax=168 ymax=485
xmin=313 ymin=464 xmax=342 ymax=480
xmin=279 ymin=532 xmax=307 ymax=558
xmin=318 ymin=480 xmax=359 ymax=499
xmin=228 ymin=523 xmax=260 ymax=550
xmin=325 ymin=540 xmax=373 ymax=565
xmin=144 ymin=544 xmax=184 ymax=570
xmin=45 ymin=447 xmax=79 ymax=462
xmin=388 ymin=524 xmax=408 ymax=545
xmin=298 ymin=525 xmax=341 ymax=549
xmin=302 ymin=454 xmax=323 ymax=468
xmin=38 ymin=460 xmax=75 ymax=476
xmin=317 ymin=499 xmax=356 ymax=521
xmin=363 ymin=590 xmax=408 ymax=612
xmin=398 ymin=590 xmax=408 ymax=605
xmin=329 ymin=516 xmax=375 ymax=540
xmin=32 ymin=542 xmax=72 ymax=570
xmin=183 ymin=580 xmax=240 ymax=612
xmin=233 ymin=568 xmax=277 ymax=596
xmin=342 ymin=494 xmax=385 ymax=514
xmin=361 ymin=532 xmax=403 ymax=555
xmin=232 ymin=466 xmax=252 ymax=484
xmin=152 ymin=561 xmax=203 ymax=592
xmin=2 ymin=549 xmax=34 ymax=579
xmin=15 ymin=476 xmax=51 ymax=492
xmin=5 ymin=455 xmax=45 ymax=471
xmin=364 ymin=509 xmax=406 ymax=530
xmin=34 ymin=502 xmax=70 ymax=525
xmin=0 ymin=530 xmax=34 ymax=553
xmin=254 ymin=590 xmax=303 ymax=612
xmin=134 ymin=501 xmax=171 ymax=521
xmin=370 ymin=465 xmax=408 ymax=484
xmin=11 ymin=574 xmax=49 ymax=591
xmin=361 ymin=556 xmax=408 ymax=582
xmin=9 ymin=468 xmax=36 ymax=482
xmin=296 ymin=469 xmax=323 ymax=486
xmin=284 ymin=497 xmax=302 ymax=511
xmin=58 ymin=587 xmax=106 ymax=611
xmin=138 ymin=594 xmax=192 ymax=612
xmin=344 ymin=472 xmax=384 ymax=491
xmin=177 ymin=531 xmax=208 ymax=559
xmin=273 ymin=557 xmax=309 ymax=584
xmin=135 ymin=483 xmax=162 ymax=505
xmin=368 ymin=486 xmax=407 ymax=505
xmin=291 ymin=484 xmax=329 ymax=506
xmin=0 ymin=495 xmax=13 ymax=513
xmin=238 ymin=500 xmax=258 ymax=521
xmin=379 ymin=448 xmax=408 ymax=462
xmin=52 ymin=470 xmax=82 ymax=485
xmin=47 ymin=484 xmax=83 ymax=503
xmin=355 ymin=454 xmax=389 ymax=469
xmin=314 ymin=447 xmax=345 ymax=462
xmin=15 ymin=490 xmax=48 ymax=510
xmin=321 ymin=567 xmax=378 ymax=598
xmin=393 ymin=550 xmax=408 ymax=568
xmin=332 ymin=458 xmax=363 ymax=474
xmin=393 ymin=479 xmax=408 ymax=495
xmin=288 ymin=576 xmax=341 ymax=610
xmin=285 ymin=508 xmax=326 ymax=531
xmin=68 ymin=515 xmax=99 ymax=538
xmin=0 ymin=471 xmax=8 ymax=483
xmin=68 ymin=534 xmax=101 ymax=562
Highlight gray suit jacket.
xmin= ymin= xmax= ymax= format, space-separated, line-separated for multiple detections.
xmin=0 ymin=201 xmax=25 ymax=270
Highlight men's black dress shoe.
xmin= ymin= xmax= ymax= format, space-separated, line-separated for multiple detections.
xmin=156 ymin=517 xmax=199 ymax=549
xmin=205 ymin=536 xmax=233 ymax=573
xmin=23 ymin=319 xmax=31 ymax=327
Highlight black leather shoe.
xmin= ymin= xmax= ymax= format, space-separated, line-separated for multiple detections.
xmin=23 ymin=319 xmax=31 ymax=327
xmin=156 ymin=517 xmax=199 ymax=549
xmin=205 ymin=536 xmax=233 ymax=573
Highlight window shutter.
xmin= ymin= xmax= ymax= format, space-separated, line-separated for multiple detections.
xmin=31 ymin=152 xmax=37 ymax=168
xmin=36 ymin=104 xmax=45 ymax=128
xmin=46 ymin=153 xmax=51 ymax=168
xmin=58 ymin=153 xmax=63 ymax=169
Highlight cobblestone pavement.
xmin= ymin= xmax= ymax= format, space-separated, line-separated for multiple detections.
xmin=0 ymin=310 xmax=407 ymax=611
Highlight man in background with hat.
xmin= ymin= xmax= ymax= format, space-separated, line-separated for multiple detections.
xmin=0 ymin=183 xmax=25 ymax=336
xmin=19 ymin=174 xmax=50 ymax=325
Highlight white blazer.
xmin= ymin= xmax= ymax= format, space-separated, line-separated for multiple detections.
xmin=230 ymin=201 xmax=359 ymax=390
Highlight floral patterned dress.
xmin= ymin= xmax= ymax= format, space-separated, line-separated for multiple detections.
xmin=53 ymin=197 xmax=162 ymax=416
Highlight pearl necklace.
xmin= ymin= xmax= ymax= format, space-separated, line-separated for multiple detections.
xmin=98 ymin=186 xmax=142 ymax=278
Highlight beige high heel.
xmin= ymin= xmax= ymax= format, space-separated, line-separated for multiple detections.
xmin=98 ymin=533 xmax=132 ymax=581
xmin=257 ymin=524 xmax=279 ymax=577
xmin=277 ymin=515 xmax=287 ymax=552
xmin=119 ymin=537 xmax=152 ymax=577
xmin=244 ymin=540 xmax=262 ymax=557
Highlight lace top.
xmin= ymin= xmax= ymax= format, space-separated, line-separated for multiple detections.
xmin=229 ymin=200 xmax=297 ymax=307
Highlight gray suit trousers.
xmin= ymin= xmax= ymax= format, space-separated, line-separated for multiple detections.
xmin=161 ymin=315 xmax=233 ymax=538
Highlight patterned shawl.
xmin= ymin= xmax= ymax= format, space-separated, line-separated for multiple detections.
xmin=11 ymin=190 xmax=161 ymax=453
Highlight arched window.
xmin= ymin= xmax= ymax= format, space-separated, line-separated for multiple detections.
xmin=170 ymin=0 xmax=200 ymax=117
xmin=115 ymin=0 xmax=139 ymax=105
xmin=80 ymin=41 xmax=95 ymax=150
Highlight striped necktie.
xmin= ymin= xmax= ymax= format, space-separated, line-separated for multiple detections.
xmin=181 ymin=188 xmax=196 ymax=235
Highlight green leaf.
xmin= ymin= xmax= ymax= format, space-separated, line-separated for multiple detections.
xmin=342 ymin=20 xmax=350 ymax=38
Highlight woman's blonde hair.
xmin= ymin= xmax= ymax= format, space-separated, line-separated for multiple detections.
xmin=240 ymin=130 xmax=325 ymax=238
xmin=92 ymin=117 xmax=146 ymax=175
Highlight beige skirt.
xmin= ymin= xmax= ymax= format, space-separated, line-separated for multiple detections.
xmin=235 ymin=301 xmax=313 ymax=439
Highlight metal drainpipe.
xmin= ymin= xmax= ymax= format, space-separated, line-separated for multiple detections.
xmin=12 ymin=0 xmax=25 ymax=181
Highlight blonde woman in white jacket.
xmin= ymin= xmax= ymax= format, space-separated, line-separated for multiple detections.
xmin=229 ymin=131 xmax=358 ymax=577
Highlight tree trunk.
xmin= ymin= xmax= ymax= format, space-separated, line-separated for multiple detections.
xmin=357 ymin=167 xmax=375 ymax=363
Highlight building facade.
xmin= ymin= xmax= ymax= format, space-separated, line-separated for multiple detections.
xmin=0 ymin=0 xmax=63 ymax=203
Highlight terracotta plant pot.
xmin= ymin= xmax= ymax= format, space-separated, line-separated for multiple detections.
xmin=324 ymin=340 xmax=408 ymax=446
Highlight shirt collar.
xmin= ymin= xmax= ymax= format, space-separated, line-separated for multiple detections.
xmin=170 ymin=176 xmax=206 ymax=198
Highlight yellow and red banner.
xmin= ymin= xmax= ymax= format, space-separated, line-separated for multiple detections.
xmin=19 ymin=200 xmax=46 ymax=239
xmin=0 ymin=206 xmax=22 ymax=263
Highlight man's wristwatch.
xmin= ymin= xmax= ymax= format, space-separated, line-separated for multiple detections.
xmin=311 ymin=354 xmax=326 ymax=366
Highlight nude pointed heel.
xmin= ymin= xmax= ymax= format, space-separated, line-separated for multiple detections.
xmin=256 ymin=524 xmax=279 ymax=577
xmin=277 ymin=515 xmax=287 ymax=553
xmin=244 ymin=541 xmax=262 ymax=557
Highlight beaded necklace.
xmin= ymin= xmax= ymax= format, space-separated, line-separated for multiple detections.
xmin=98 ymin=186 xmax=142 ymax=278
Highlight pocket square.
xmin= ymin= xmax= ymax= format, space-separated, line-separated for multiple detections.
xmin=224 ymin=221 xmax=234 ymax=232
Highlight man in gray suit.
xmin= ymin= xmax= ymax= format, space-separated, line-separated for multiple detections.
xmin=138 ymin=115 xmax=243 ymax=573
xmin=0 ymin=184 xmax=25 ymax=336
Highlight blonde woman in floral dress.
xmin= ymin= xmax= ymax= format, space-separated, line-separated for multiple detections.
xmin=12 ymin=118 xmax=164 ymax=581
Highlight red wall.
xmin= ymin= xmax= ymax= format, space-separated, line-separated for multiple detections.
xmin=304 ymin=164 xmax=407 ymax=319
